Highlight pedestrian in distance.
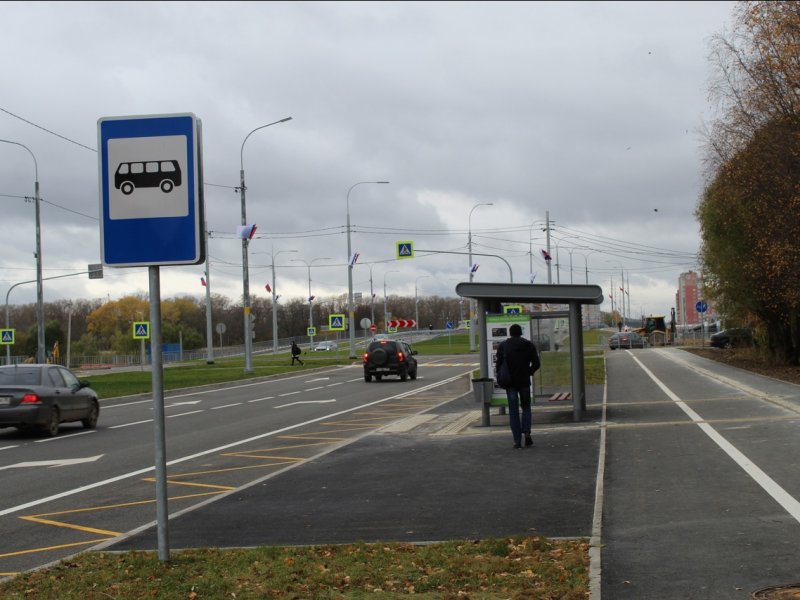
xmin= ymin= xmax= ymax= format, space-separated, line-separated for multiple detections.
xmin=291 ymin=340 xmax=304 ymax=366
xmin=495 ymin=323 xmax=540 ymax=449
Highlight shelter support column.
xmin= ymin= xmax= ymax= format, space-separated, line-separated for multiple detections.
xmin=568 ymin=300 xmax=585 ymax=421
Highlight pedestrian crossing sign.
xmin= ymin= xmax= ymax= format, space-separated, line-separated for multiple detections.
xmin=307 ymin=326 xmax=316 ymax=337
xmin=133 ymin=321 xmax=150 ymax=340
xmin=396 ymin=240 xmax=414 ymax=259
xmin=0 ymin=329 xmax=14 ymax=345
xmin=503 ymin=305 xmax=523 ymax=315
xmin=329 ymin=314 xmax=346 ymax=331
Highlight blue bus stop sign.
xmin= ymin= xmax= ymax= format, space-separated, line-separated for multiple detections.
xmin=98 ymin=113 xmax=204 ymax=266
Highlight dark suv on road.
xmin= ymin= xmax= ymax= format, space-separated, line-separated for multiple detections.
xmin=363 ymin=339 xmax=418 ymax=382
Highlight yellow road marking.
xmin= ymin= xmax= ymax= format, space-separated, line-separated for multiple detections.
xmin=0 ymin=538 xmax=113 ymax=560
xmin=18 ymin=517 xmax=120 ymax=537
xmin=141 ymin=478 xmax=235 ymax=491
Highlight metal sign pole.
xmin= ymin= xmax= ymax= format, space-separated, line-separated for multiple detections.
xmin=149 ymin=266 xmax=169 ymax=561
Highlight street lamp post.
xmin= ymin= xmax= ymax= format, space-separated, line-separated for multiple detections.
xmin=0 ymin=139 xmax=44 ymax=363
xmin=346 ymin=181 xmax=389 ymax=358
xmin=268 ymin=248 xmax=297 ymax=354
xmin=605 ymin=260 xmax=626 ymax=329
xmin=383 ymin=270 xmax=399 ymax=332
xmin=292 ymin=257 xmax=331 ymax=348
xmin=415 ymin=275 xmax=431 ymax=331
xmin=468 ymin=202 xmax=493 ymax=352
xmin=238 ymin=117 xmax=292 ymax=373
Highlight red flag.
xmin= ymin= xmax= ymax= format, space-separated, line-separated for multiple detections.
xmin=200 ymin=277 xmax=206 ymax=287
xmin=265 ymin=283 xmax=272 ymax=293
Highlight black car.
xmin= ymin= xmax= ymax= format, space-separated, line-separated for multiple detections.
xmin=0 ymin=364 xmax=100 ymax=437
xmin=363 ymin=339 xmax=418 ymax=382
xmin=710 ymin=328 xmax=753 ymax=349
xmin=608 ymin=331 xmax=646 ymax=349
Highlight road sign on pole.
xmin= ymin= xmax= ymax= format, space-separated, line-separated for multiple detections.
xmin=0 ymin=329 xmax=14 ymax=345
xmin=98 ymin=113 xmax=205 ymax=267
xmin=133 ymin=321 xmax=150 ymax=340
xmin=695 ymin=300 xmax=708 ymax=313
xmin=396 ymin=241 xmax=414 ymax=259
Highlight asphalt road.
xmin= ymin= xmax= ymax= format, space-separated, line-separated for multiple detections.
xmin=0 ymin=356 xmax=476 ymax=577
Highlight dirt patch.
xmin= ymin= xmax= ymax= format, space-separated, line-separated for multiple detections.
xmin=682 ymin=347 xmax=800 ymax=385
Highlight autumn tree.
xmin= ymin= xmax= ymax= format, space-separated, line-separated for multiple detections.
xmin=700 ymin=1 xmax=800 ymax=363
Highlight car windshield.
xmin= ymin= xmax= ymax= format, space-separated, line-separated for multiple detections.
xmin=0 ymin=367 xmax=42 ymax=385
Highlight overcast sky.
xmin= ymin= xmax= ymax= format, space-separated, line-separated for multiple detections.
xmin=0 ymin=1 xmax=735 ymax=319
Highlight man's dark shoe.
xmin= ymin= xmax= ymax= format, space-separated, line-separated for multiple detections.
xmin=513 ymin=442 xmax=522 ymax=449
xmin=525 ymin=435 xmax=533 ymax=447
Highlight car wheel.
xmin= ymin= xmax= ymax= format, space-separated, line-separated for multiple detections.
xmin=724 ymin=341 xmax=732 ymax=349
xmin=410 ymin=369 xmax=417 ymax=380
xmin=120 ymin=181 xmax=134 ymax=195
xmin=400 ymin=369 xmax=408 ymax=381
xmin=82 ymin=401 xmax=99 ymax=429
xmin=364 ymin=373 xmax=372 ymax=382
xmin=43 ymin=407 xmax=60 ymax=437
xmin=160 ymin=180 xmax=174 ymax=193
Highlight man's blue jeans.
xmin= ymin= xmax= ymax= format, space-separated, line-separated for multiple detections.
xmin=506 ymin=386 xmax=532 ymax=443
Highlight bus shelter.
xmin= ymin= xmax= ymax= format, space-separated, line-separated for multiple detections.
xmin=455 ymin=282 xmax=604 ymax=422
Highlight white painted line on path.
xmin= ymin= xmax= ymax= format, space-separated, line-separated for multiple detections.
xmin=211 ymin=403 xmax=242 ymax=410
xmin=110 ymin=419 xmax=153 ymax=429
xmin=630 ymin=352 xmax=800 ymax=525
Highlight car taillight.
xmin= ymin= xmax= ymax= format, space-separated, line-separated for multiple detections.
xmin=363 ymin=353 xmax=369 ymax=363
xmin=21 ymin=393 xmax=41 ymax=404
xmin=397 ymin=351 xmax=405 ymax=362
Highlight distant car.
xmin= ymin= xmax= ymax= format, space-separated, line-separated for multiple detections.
xmin=0 ymin=364 xmax=99 ymax=437
xmin=363 ymin=339 xmax=418 ymax=382
xmin=314 ymin=341 xmax=339 ymax=352
xmin=710 ymin=328 xmax=753 ymax=349
xmin=609 ymin=332 xmax=646 ymax=350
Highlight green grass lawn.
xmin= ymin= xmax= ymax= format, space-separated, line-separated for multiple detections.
xmin=84 ymin=331 xmax=605 ymax=399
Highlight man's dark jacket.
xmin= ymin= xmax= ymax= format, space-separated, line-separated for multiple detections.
xmin=496 ymin=335 xmax=540 ymax=389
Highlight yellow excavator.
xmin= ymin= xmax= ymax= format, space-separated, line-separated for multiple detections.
xmin=635 ymin=316 xmax=672 ymax=345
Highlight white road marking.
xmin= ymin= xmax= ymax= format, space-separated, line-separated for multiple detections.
xmin=0 ymin=445 xmax=19 ymax=452
xmin=110 ymin=419 xmax=153 ymax=429
xmin=304 ymin=386 xmax=324 ymax=391
xmin=305 ymin=377 xmax=330 ymax=382
xmin=167 ymin=400 xmax=202 ymax=407
xmin=630 ymin=352 xmax=800 ymax=524
xmin=247 ymin=396 xmax=274 ymax=403
xmin=34 ymin=431 xmax=96 ymax=443
xmin=0 ymin=455 xmax=103 ymax=471
xmin=275 ymin=399 xmax=336 ymax=409
xmin=166 ymin=410 xmax=204 ymax=419
xmin=211 ymin=403 xmax=242 ymax=410
xmin=278 ymin=391 xmax=301 ymax=397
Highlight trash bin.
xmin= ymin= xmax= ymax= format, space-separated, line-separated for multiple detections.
xmin=471 ymin=378 xmax=495 ymax=404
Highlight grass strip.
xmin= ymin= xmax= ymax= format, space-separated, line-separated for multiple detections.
xmin=0 ymin=536 xmax=589 ymax=599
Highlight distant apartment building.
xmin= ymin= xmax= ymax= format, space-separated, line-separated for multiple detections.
xmin=676 ymin=270 xmax=715 ymax=327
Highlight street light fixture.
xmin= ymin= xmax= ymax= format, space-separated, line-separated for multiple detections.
xmin=238 ymin=116 xmax=292 ymax=373
xmin=468 ymin=202 xmax=493 ymax=352
xmin=383 ymin=269 xmax=399 ymax=332
xmin=346 ymin=180 xmax=389 ymax=358
xmin=0 ymin=139 xmax=44 ymax=363
xmin=292 ymin=257 xmax=332 ymax=347
xmin=414 ymin=275 xmax=431 ymax=331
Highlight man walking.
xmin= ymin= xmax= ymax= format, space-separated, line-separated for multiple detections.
xmin=291 ymin=340 xmax=304 ymax=366
xmin=495 ymin=323 xmax=540 ymax=449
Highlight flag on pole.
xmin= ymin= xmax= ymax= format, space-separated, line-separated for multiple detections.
xmin=540 ymin=249 xmax=552 ymax=261
xmin=349 ymin=252 xmax=360 ymax=266
xmin=308 ymin=295 xmax=315 ymax=303
xmin=200 ymin=276 xmax=206 ymax=287
xmin=265 ymin=283 xmax=272 ymax=293
xmin=470 ymin=264 xmax=479 ymax=273
xmin=530 ymin=272 xmax=537 ymax=283
xmin=237 ymin=224 xmax=258 ymax=240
